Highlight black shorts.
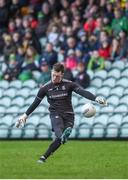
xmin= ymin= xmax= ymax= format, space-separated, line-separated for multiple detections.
xmin=50 ymin=112 xmax=74 ymax=138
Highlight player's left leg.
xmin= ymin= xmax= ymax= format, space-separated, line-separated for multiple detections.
xmin=61 ymin=113 xmax=74 ymax=144
xmin=61 ymin=127 xmax=72 ymax=144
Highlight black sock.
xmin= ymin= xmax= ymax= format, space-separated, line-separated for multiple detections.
xmin=43 ymin=138 xmax=61 ymax=159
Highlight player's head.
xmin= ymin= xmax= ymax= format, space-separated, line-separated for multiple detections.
xmin=51 ymin=63 xmax=64 ymax=84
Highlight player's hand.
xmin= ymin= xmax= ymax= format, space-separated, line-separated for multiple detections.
xmin=15 ymin=113 xmax=28 ymax=128
xmin=95 ymin=96 xmax=107 ymax=106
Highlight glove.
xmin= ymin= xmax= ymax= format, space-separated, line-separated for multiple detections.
xmin=95 ymin=96 xmax=107 ymax=106
xmin=15 ymin=113 xmax=28 ymax=128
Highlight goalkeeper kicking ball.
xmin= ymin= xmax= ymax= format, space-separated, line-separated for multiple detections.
xmin=82 ymin=103 xmax=96 ymax=118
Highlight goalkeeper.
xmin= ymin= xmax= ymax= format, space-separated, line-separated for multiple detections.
xmin=15 ymin=63 xmax=107 ymax=163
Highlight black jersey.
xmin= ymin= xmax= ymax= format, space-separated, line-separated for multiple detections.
xmin=26 ymin=79 xmax=96 ymax=115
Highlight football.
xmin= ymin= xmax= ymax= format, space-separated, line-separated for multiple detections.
xmin=82 ymin=103 xmax=96 ymax=118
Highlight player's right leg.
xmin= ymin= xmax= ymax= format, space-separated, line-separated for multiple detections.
xmin=37 ymin=137 xmax=61 ymax=163
xmin=37 ymin=113 xmax=64 ymax=163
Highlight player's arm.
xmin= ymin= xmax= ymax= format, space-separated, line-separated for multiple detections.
xmin=72 ymin=82 xmax=107 ymax=105
xmin=15 ymin=85 xmax=47 ymax=128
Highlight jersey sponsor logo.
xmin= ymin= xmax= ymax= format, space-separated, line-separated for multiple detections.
xmin=49 ymin=92 xmax=68 ymax=99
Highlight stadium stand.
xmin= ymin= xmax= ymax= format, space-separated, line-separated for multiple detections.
xmin=0 ymin=60 xmax=128 ymax=139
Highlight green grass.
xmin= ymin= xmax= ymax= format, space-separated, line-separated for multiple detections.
xmin=0 ymin=140 xmax=128 ymax=179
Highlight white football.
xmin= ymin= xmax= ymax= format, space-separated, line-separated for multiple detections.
xmin=82 ymin=103 xmax=96 ymax=118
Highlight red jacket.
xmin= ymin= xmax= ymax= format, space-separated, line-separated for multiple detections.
xmin=83 ymin=19 xmax=96 ymax=33
xmin=65 ymin=57 xmax=77 ymax=70
xmin=98 ymin=47 xmax=111 ymax=59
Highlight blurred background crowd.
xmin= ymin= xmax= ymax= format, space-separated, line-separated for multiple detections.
xmin=0 ymin=0 xmax=128 ymax=88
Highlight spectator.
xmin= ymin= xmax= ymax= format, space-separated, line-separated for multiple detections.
xmin=75 ymin=48 xmax=84 ymax=62
xmin=35 ymin=12 xmax=48 ymax=47
xmin=61 ymin=36 xmax=77 ymax=55
xmin=47 ymin=25 xmax=60 ymax=46
xmin=15 ymin=16 xmax=23 ymax=34
xmin=22 ymin=46 xmax=39 ymax=72
xmin=18 ymin=46 xmax=39 ymax=81
xmin=74 ymin=0 xmax=86 ymax=14
xmin=115 ymin=30 xmax=128 ymax=60
xmin=16 ymin=45 xmax=25 ymax=63
xmin=77 ymin=30 xmax=89 ymax=53
xmin=72 ymin=18 xmax=81 ymax=34
xmin=48 ymin=0 xmax=61 ymax=14
xmin=29 ymin=0 xmax=42 ymax=12
xmin=111 ymin=9 xmax=128 ymax=36
xmin=9 ymin=0 xmax=21 ymax=17
xmin=102 ymin=17 xmax=112 ymax=35
xmin=39 ymin=43 xmax=58 ymax=68
xmin=98 ymin=40 xmax=111 ymax=59
xmin=22 ymin=16 xmax=31 ymax=30
xmin=8 ymin=20 xmax=16 ymax=34
xmin=0 ymin=0 xmax=9 ymax=30
xmin=72 ymin=10 xmax=82 ymax=23
xmin=63 ymin=66 xmax=74 ymax=81
xmin=23 ymin=28 xmax=42 ymax=54
xmin=99 ymin=30 xmax=110 ymax=43
xmin=75 ymin=62 xmax=90 ymax=88
xmin=3 ymin=53 xmax=22 ymax=81
xmin=58 ymin=48 xmax=65 ymax=63
xmin=83 ymin=16 xmax=96 ymax=34
xmin=59 ymin=26 xmax=74 ymax=46
xmin=3 ymin=34 xmax=16 ymax=59
xmin=36 ymin=61 xmax=51 ymax=85
xmin=41 ymin=2 xmax=52 ymax=24
xmin=84 ymin=1 xmax=98 ymax=19
xmin=104 ymin=1 xmax=114 ymax=23
xmin=88 ymin=34 xmax=99 ymax=51
xmin=60 ymin=0 xmax=70 ymax=13
xmin=61 ymin=14 xmax=70 ymax=26
xmin=65 ymin=49 xmax=77 ymax=70
xmin=66 ymin=36 xmax=76 ymax=48
xmin=87 ymin=50 xmax=105 ymax=71
xmin=12 ymin=32 xmax=21 ymax=47
xmin=18 ymin=69 xmax=33 ymax=81
xmin=110 ymin=37 xmax=120 ymax=61
xmin=94 ymin=17 xmax=104 ymax=36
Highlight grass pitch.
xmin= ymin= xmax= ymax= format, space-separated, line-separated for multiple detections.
xmin=0 ymin=140 xmax=128 ymax=179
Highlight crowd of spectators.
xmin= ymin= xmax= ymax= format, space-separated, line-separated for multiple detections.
xmin=0 ymin=0 xmax=128 ymax=88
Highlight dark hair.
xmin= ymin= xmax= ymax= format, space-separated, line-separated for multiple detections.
xmin=52 ymin=63 xmax=65 ymax=73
